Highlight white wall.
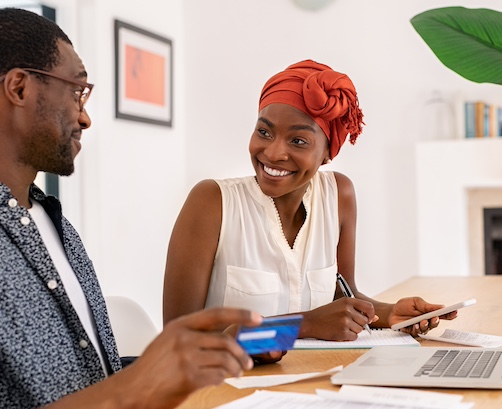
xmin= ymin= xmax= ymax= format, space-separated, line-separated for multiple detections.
xmin=76 ymin=0 xmax=187 ymax=329
xmin=6 ymin=0 xmax=502 ymax=327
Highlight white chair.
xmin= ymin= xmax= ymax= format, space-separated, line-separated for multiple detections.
xmin=105 ymin=296 xmax=159 ymax=357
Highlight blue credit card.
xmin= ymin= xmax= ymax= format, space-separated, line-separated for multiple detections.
xmin=236 ymin=314 xmax=303 ymax=355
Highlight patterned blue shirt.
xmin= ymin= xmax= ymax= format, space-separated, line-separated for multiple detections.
xmin=0 ymin=183 xmax=121 ymax=408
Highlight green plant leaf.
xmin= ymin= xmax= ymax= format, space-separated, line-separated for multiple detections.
xmin=411 ymin=7 xmax=502 ymax=85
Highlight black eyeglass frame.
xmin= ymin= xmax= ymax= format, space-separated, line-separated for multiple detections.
xmin=20 ymin=68 xmax=94 ymax=111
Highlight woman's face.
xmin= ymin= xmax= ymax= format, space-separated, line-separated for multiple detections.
xmin=249 ymin=103 xmax=329 ymax=200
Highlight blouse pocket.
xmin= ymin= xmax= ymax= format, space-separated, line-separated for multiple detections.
xmin=224 ymin=266 xmax=280 ymax=317
xmin=307 ymin=264 xmax=337 ymax=310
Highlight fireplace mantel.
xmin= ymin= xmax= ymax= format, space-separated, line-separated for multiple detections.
xmin=416 ymin=138 xmax=502 ymax=276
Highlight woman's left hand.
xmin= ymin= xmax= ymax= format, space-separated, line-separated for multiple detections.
xmin=388 ymin=297 xmax=458 ymax=337
xmin=251 ymin=350 xmax=288 ymax=365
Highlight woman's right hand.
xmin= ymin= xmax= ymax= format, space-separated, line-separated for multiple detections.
xmin=300 ymin=298 xmax=377 ymax=340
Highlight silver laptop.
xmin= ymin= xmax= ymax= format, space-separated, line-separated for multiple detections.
xmin=331 ymin=346 xmax=502 ymax=389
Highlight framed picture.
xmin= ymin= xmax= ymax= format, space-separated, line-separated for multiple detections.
xmin=114 ymin=20 xmax=173 ymax=127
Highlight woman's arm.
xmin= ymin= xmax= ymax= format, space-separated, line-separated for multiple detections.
xmin=333 ymin=171 xmax=358 ymax=301
xmin=163 ymin=180 xmax=223 ymax=326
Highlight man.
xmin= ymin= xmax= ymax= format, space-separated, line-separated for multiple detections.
xmin=0 ymin=8 xmax=261 ymax=408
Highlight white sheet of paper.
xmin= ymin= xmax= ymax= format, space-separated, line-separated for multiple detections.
xmin=418 ymin=328 xmax=502 ymax=347
xmin=224 ymin=365 xmax=342 ymax=389
xmin=294 ymin=329 xmax=419 ymax=349
xmin=318 ymin=385 xmax=473 ymax=409
xmin=212 ymin=388 xmax=474 ymax=409
xmin=213 ymin=390 xmax=328 ymax=409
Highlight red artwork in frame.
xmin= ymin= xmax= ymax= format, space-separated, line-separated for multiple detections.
xmin=115 ymin=20 xmax=173 ymax=127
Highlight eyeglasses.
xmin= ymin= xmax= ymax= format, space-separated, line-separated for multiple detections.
xmin=21 ymin=68 xmax=94 ymax=111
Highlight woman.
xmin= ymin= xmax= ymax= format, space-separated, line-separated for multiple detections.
xmin=163 ymin=60 xmax=456 ymax=342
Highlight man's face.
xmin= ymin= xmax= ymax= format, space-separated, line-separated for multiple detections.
xmin=19 ymin=40 xmax=91 ymax=176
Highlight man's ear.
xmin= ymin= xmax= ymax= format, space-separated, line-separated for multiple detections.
xmin=3 ymin=69 xmax=30 ymax=107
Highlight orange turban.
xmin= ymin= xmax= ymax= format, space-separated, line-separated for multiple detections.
xmin=259 ymin=60 xmax=364 ymax=159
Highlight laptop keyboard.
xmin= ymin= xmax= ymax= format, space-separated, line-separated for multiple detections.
xmin=415 ymin=349 xmax=502 ymax=378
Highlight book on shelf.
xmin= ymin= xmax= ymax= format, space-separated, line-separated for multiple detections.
xmin=465 ymin=101 xmax=502 ymax=138
xmin=464 ymin=102 xmax=475 ymax=138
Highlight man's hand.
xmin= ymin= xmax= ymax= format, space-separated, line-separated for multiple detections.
xmin=47 ymin=308 xmax=262 ymax=409
xmin=133 ymin=308 xmax=262 ymax=399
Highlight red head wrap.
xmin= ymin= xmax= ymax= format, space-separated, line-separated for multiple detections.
xmin=259 ymin=60 xmax=364 ymax=159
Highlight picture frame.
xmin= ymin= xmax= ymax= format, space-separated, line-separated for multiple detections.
xmin=114 ymin=20 xmax=173 ymax=127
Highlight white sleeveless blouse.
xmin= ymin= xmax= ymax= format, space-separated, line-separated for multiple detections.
xmin=205 ymin=171 xmax=340 ymax=317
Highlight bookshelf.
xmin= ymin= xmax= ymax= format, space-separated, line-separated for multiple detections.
xmin=464 ymin=101 xmax=502 ymax=139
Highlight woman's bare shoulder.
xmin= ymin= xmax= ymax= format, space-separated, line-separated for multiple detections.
xmin=187 ymin=179 xmax=221 ymax=201
xmin=331 ymin=171 xmax=355 ymax=198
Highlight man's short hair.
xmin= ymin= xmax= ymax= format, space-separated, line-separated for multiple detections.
xmin=0 ymin=8 xmax=72 ymax=76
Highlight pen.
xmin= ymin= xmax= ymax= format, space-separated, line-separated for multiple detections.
xmin=336 ymin=272 xmax=372 ymax=335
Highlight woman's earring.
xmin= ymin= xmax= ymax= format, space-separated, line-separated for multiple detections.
xmin=324 ymin=158 xmax=332 ymax=165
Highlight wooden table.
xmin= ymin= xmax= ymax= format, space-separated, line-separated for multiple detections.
xmin=177 ymin=276 xmax=502 ymax=409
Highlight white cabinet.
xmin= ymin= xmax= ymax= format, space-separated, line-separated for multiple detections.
xmin=416 ymin=139 xmax=502 ymax=276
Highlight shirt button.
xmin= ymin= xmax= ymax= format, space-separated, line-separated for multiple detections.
xmin=20 ymin=216 xmax=30 ymax=226
xmin=79 ymin=340 xmax=89 ymax=349
xmin=47 ymin=280 xmax=58 ymax=290
xmin=8 ymin=198 xmax=17 ymax=208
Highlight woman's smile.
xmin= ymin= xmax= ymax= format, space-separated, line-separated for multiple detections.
xmin=263 ymin=164 xmax=293 ymax=177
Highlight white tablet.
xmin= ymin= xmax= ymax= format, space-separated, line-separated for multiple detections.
xmin=390 ymin=298 xmax=477 ymax=331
